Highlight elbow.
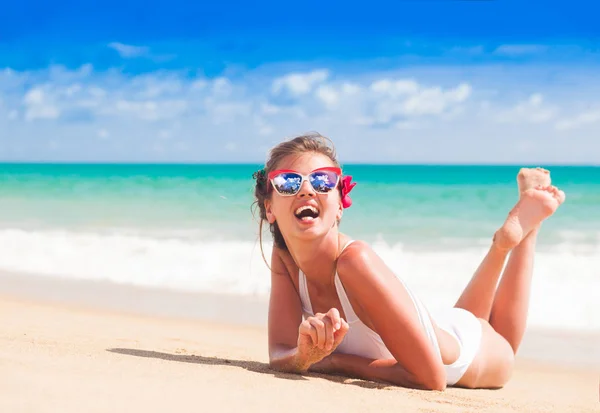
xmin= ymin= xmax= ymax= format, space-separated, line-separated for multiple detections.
xmin=389 ymin=362 xmax=446 ymax=391
xmin=421 ymin=376 xmax=446 ymax=391
xmin=417 ymin=367 xmax=447 ymax=391
xmin=268 ymin=358 xmax=295 ymax=373
xmin=268 ymin=356 xmax=294 ymax=373
xmin=267 ymin=358 xmax=278 ymax=370
xmin=268 ymin=359 xmax=285 ymax=372
xmin=406 ymin=362 xmax=446 ymax=391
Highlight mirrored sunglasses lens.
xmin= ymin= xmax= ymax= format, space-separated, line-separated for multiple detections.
xmin=309 ymin=171 xmax=338 ymax=193
xmin=272 ymin=173 xmax=302 ymax=194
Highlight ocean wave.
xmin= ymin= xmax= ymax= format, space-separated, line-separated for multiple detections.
xmin=0 ymin=228 xmax=598 ymax=331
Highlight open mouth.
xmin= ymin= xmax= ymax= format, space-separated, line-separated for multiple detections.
xmin=294 ymin=205 xmax=320 ymax=221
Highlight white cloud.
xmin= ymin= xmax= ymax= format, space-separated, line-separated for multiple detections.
xmin=110 ymin=99 xmax=188 ymax=121
xmin=158 ymin=129 xmax=172 ymax=140
xmin=447 ymin=45 xmax=485 ymax=55
xmin=371 ymin=79 xmax=419 ymax=96
xmin=24 ymin=88 xmax=44 ymax=105
xmin=271 ymin=70 xmax=329 ymax=96
xmin=359 ymin=81 xmax=471 ymax=126
xmin=1 ymin=63 xmax=600 ymax=163
xmin=97 ymin=129 xmax=109 ymax=139
xmin=191 ymin=80 xmax=207 ymax=91
xmin=225 ymin=142 xmax=237 ymax=151
xmin=555 ymin=108 xmax=600 ymax=130
xmin=211 ymin=77 xmax=233 ymax=97
xmin=394 ymin=120 xmax=420 ymax=130
xmin=260 ymin=103 xmax=282 ymax=115
xmin=254 ymin=116 xmax=274 ymax=136
xmin=494 ymin=44 xmax=549 ymax=56
xmin=402 ymin=83 xmax=471 ymax=116
xmin=108 ymin=42 xmax=150 ymax=58
xmin=23 ymin=88 xmax=60 ymax=121
xmin=207 ymin=101 xmax=253 ymax=125
xmin=493 ymin=93 xmax=558 ymax=123
xmin=315 ymin=85 xmax=339 ymax=109
xmin=341 ymin=83 xmax=361 ymax=95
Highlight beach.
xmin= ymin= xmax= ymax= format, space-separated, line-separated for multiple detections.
xmin=3 ymin=0 xmax=600 ymax=409
xmin=1 ymin=163 xmax=599 ymax=412
xmin=1 ymin=271 xmax=599 ymax=413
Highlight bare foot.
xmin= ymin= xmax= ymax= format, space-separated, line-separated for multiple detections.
xmin=517 ymin=167 xmax=551 ymax=195
xmin=494 ymin=186 xmax=566 ymax=251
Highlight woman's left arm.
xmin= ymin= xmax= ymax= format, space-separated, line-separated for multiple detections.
xmin=327 ymin=241 xmax=447 ymax=390
xmin=309 ymin=352 xmax=443 ymax=390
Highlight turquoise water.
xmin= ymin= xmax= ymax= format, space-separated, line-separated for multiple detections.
xmin=1 ymin=163 xmax=598 ymax=248
xmin=0 ymin=163 xmax=598 ymax=332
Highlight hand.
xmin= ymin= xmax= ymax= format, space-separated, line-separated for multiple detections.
xmin=297 ymin=308 xmax=349 ymax=369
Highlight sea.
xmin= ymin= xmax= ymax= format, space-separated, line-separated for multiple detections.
xmin=0 ymin=163 xmax=598 ymax=332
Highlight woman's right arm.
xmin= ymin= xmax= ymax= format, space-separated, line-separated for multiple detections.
xmin=267 ymin=247 xmax=309 ymax=372
xmin=268 ymin=247 xmax=349 ymax=373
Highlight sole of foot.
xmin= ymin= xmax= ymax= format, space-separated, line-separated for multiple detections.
xmin=494 ymin=185 xmax=566 ymax=251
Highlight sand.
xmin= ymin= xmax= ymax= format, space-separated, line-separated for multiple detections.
xmin=1 ymin=272 xmax=599 ymax=413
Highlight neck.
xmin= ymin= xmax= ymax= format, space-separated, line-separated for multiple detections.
xmin=286 ymin=230 xmax=344 ymax=286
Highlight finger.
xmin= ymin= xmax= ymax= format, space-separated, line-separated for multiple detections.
xmin=309 ymin=318 xmax=326 ymax=349
xmin=321 ymin=316 xmax=334 ymax=351
xmin=333 ymin=319 xmax=349 ymax=345
xmin=326 ymin=308 xmax=341 ymax=330
xmin=299 ymin=320 xmax=317 ymax=346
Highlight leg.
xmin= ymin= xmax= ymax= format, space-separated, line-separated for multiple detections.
xmin=454 ymin=168 xmax=553 ymax=321
xmin=453 ymin=245 xmax=509 ymax=320
xmin=460 ymin=185 xmax=564 ymax=355
xmin=489 ymin=227 xmax=537 ymax=353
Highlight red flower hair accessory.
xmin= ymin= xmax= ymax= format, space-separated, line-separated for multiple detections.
xmin=340 ymin=175 xmax=356 ymax=208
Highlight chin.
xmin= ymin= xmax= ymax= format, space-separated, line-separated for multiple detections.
xmin=287 ymin=217 xmax=337 ymax=241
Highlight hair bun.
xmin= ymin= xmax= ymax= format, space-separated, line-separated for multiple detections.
xmin=253 ymin=169 xmax=267 ymax=187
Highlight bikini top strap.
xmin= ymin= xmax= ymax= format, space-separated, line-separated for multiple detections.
xmin=340 ymin=239 xmax=355 ymax=253
xmin=334 ymin=239 xmax=359 ymax=322
xmin=298 ymin=269 xmax=314 ymax=315
xmin=299 ymin=239 xmax=355 ymax=318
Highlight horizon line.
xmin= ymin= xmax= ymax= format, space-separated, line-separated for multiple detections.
xmin=0 ymin=161 xmax=599 ymax=167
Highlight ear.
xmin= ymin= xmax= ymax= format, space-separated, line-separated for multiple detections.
xmin=336 ymin=202 xmax=343 ymax=221
xmin=265 ymin=199 xmax=276 ymax=224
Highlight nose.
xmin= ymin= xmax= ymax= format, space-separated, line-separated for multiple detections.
xmin=297 ymin=179 xmax=315 ymax=198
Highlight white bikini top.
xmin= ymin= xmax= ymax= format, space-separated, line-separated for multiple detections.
xmin=298 ymin=240 xmax=441 ymax=361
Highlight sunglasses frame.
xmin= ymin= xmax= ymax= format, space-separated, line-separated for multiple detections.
xmin=268 ymin=167 xmax=342 ymax=196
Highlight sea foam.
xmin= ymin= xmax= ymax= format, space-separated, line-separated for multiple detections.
xmin=0 ymin=228 xmax=598 ymax=332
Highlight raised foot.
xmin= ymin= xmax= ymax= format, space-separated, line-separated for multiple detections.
xmin=517 ymin=167 xmax=551 ymax=195
xmin=494 ymin=185 xmax=566 ymax=251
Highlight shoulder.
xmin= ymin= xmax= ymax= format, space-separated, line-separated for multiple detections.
xmin=336 ymin=240 xmax=391 ymax=289
xmin=271 ymin=245 xmax=298 ymax=279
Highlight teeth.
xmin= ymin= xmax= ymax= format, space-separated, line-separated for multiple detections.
xmin=295 ymin=205 xmax=319 ymax=215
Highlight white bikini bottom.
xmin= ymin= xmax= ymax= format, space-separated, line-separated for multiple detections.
xmin=434 ymin=307 xmax=483 ymax=386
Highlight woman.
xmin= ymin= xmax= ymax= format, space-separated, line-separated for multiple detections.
xmin=252 ymin=133 xmax=565 ymax=391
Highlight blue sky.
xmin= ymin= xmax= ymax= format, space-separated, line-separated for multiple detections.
xmin=1 ymin=0 xmax=600 ymax=164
